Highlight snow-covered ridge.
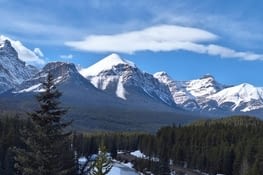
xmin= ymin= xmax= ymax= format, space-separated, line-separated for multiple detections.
xmin=208 ymin=83 xmax=263 ymax=112
xmin=1 ymin=43 xmax=263 ymax=114
xmin=186 ymin=74 xmax=225 ymax=97
xmin=0 ymin=39 xmax=38 ymax=93
xmin=154 ymin=71 xmax=263 ymax=112
xmin=79 ymin=54 xmax=175 ymax=105
xmin=80 ymin=53 xmax=136 ymax=77
xmin=12 ymin=61 xmax=86 ymax=94
xmin=0 ymin=35 xmax=44 ymax=65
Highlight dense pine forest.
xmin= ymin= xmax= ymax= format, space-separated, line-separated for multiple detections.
xmin=1 ymin=114 xmax=263 ymax=174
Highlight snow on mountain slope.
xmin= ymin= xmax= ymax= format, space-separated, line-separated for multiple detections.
xmin=186 ymin=75 xmax=226 ymax=97
xmin=0 ymin=40 xmax=38 ymax=93
xmin=154 ymin=72 xmax=198 ymax=110
xmin=154 ymin=72 xmax=227 ymax=111
xmin=14 ymin=62 xmax=87 ymax=93
xmin=80 ymin=54 xmax=175 ymax=106
xmin=155 ymin=71 xmax=263 ymax=113
xmin=0 ymin=35 xmax=44 ymax=65
xmin=208 ymin=83 xmax=263 ymax=112
xmin=80 ymin=53 xmax=135 ymax=77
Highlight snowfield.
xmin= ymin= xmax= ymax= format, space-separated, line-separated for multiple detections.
xmin=130 ymin=150 xmax=146 ymax=158
xmin=78 ymin=156 xmax=139 ymax=175
xmin=107 ymin=162 xmax=139 ymax=175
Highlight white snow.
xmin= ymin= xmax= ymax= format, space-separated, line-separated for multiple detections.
xmin=116 ymin=76 xmax=127 ymax=100
xmin=208 ymin=83 xmax=263 ymax=111
xmin=0 ymin=35 xmax=44 ymax=65
xmin=78 ymin=157 xmax=138 ymax=175
xmin=79 ymin=54 xmax=174 ymax=105
xmin=54 ymin=76 xmax=64 ymax=84
xmin=90 ymin=76 xmax=119 ymax=90
xmin=80 ymin=53 xmax=135 ymax=77
xmin=154 ymin=72 xmax=263 ymax=112
xmin=78 ymin=156 xmax=88 ymax=164
xmin=107 ymin=162 xmax=139 ymax=175
xmin=122 ymin=162 xmax=134 ymax=169
xmin=17 ymin=83 xmax=42 ymax=93
xmin=154 ymin=72 xmax=197 ymax=107
xmin=130 ymin=150 xmax=146 ymax=158
xmin=186 ymin=75 xmax=221 ymax=97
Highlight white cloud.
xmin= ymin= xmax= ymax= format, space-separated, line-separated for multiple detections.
xmin=206 ymin=45 xmax=263 ymax=61
xmin=60 ymin=54 xmax=73 ymax=59
xmin=0 ymin=35 xmax=45 ymax=65
xmin=65 ymin=25 xmax=217 ymax=53
xmin=34 ymin=48 xmax=44 ymax=57
xmin=65 ymin=25 xmax=263 ymax=61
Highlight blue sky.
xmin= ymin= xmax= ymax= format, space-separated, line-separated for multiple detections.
xmin=1 ymin=0 xmax=263 ymax=86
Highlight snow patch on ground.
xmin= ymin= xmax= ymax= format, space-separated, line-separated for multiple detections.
xmin=107 ymin=162 xmax=138 ymax=175
xmin=78 ymin=156 xmax=138 ymax=175
xmin=130 ymin=150 xmax=146 ymax=158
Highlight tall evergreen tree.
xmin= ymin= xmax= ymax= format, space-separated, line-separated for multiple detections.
xmin=14 ymin=73 xmax=75 ymax=175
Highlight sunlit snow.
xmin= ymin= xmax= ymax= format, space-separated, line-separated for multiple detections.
xmin=80 ymin=53 xmax=135 ymax=77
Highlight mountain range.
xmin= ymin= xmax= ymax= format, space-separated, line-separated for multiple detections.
xmin=0 ymin=37 xmax=262 ymax=131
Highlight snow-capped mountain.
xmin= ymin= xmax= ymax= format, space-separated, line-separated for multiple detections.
xmin=154 ymin=72 xmax=226 ymax=111
xmin=0 ymin=39 xmax=38 ymax=93
xmin=208 ymin=83 xmax=263 ymax=112
xmin=186 ymin=75 xmax=226 ymax=97
xmin=80 ymin=53 xmax=175 ymax=106
xmin=1 ymin=48 xmax=263 ymax=130
xmin=1 ymin=59 xmax=185 ymax=132
xmin=154 ymin=72 xmax=198 ymax=110
xmin=0 ymin=35 xmax=44 ymax=65
xmin=155 ymin=71 xmax=263 ymax=113
xmin=14 ymin=61 xmax=90 ymax=93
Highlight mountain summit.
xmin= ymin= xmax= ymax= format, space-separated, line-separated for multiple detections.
xmin=1 ymin=45 xmax=263 ymax=132
xmin=80 ymin=54 xmax=175 ymax=106
xmin=0 ymin=35 xmax=44 ymax=65
xmin=80 ymin=53 xmax=136 ymax=77
xmin=154 ymin=71 xmax=263 ymax=114
xmin=0 ymin=39 xmax=37 ymax=93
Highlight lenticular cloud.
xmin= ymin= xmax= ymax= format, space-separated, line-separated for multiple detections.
xmin=65 ymin=25 xmax=217 ymax=53
xmin=65 ymin=24 xmax=263 ymax=61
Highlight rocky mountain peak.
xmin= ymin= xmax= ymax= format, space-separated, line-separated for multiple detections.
xmin=80 ymin=53 xmax=136 ymax=77
xmin=0 ymin=38 xmax=38 ymax=93
xmin=0 ymin=39 xmax=20 ymax=60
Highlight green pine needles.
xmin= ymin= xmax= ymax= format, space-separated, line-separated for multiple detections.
xmin=90 ymin=145 xmax=112 ymax=175
xmin=14 ymin=73 xmax=75 ymax=175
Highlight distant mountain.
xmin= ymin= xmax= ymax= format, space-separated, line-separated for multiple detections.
xmin=154 ymin=71 xmax=263 ymax=115
xmin=80 ymin=53 xmax=175 ymax=106
xmin=1 ymin=37 xmax=263 ymax=131
xmin=0 ymin=35 xmax=44 ymax=65
xmin=1 ymin=56 xmax=189 ymax=132
xmin=0 ymin=39 xmax=38 ymax=93
xmin=208 ymin=83 xmax=263 ymax=112
xmin=154 ymin=72 xmax=227 ymax=111
xmin=13 ymin=61 xmax=94 ymax=93
xmin=154 ymin=72 xmax=198 ymax=110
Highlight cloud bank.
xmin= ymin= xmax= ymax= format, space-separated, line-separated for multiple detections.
xmin=65 ymin=25 xmax=263 ymax=61
xmin=0 ymin=35 xmax=45 ymax=65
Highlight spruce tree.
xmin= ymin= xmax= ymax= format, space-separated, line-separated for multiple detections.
xmin=14 ymin=73 xmax=75 ymax=175
xmin=90 ymin=145 xmax=112 ymax=175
